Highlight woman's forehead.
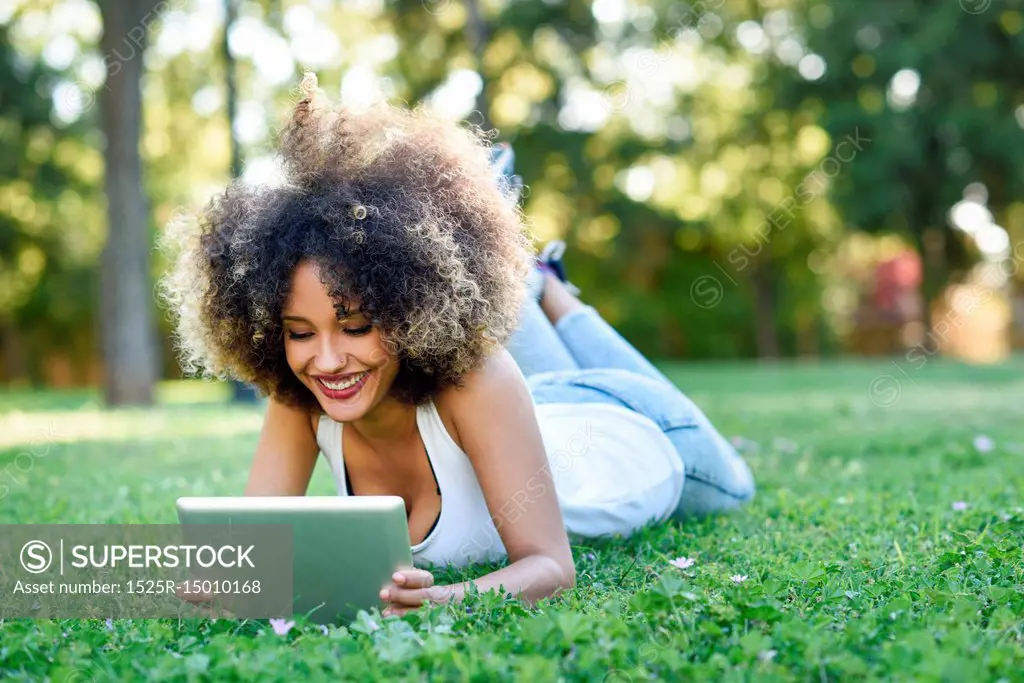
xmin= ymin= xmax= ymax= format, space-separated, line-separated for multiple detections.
xmin=283 ymin=264 xmax=360 ymax=313
xmin=289 ymin=260 xmax=361 ymax=300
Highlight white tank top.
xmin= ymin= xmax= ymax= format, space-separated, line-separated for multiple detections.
xmin=315 ymin=400 xmax=683 ymax=569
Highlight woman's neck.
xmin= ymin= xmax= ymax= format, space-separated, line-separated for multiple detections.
xmin=348 ymin=395 xmax=418 ymax=447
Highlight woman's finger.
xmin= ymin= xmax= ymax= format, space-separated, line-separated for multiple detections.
xmin=390 ymin=568 xmax=434 ymax=589
xmin=175 ymin=581 xmax=213 ymax=604
xmin=382 ymin=584 xmax=457 ymax=608
xmin=381 ymin=586 xmax=427 ymax=607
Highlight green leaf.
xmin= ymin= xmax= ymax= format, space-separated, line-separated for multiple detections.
xmin=739 ymin=631 xmax=771 ymax=657
xmin=936 ymin=552 xmax=964 ymax=571
xmin=740 ymin=602 xmax=783 ymax=623
xmin=185 ymin=653 xmax=210 ymax=674
xmin=654 ymin=572 xmax=687 ymax=598
xmin=986 ymin=585 xmax=1012 ymax=605
xmin=519 ymin=614 xmax=556 ymax=646
xmin=951 ymin=598 xmax=980 ymax=623
xmin=836 ymin=654 xmax=869 ymax=676
xmin=373 ymin=620 xmax=423 ymax=664
xmin=884 ymin=596 xmax=912 ymax=619
xmin=791 ymin=562 xmax=824 ymax=582
xmin=554 ymin=611 xmax=591 ymax=645
xmin=350 ymin=610 xmax=382 ymax=636
xmin=989 ymin=606 xmax=1018 ymax=630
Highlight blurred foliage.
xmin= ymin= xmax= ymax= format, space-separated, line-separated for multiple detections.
xmin=0 ymin=20 xmax=104 ymax=382
xmin=779 ymin=0 xmax=1024 ymax=312
xmin=2 ymin=0 xmax=1024 ymax=384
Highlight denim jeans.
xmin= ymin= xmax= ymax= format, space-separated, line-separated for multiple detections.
xmin=505 ymin=298 xmax=755 ymax=519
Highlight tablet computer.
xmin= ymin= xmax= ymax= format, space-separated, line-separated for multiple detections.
xmin=176 ymin=496 xmax=413 ymax=624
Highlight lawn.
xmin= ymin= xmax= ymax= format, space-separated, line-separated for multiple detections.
xmin=0 ymin=357 xmax=1022 ymax=682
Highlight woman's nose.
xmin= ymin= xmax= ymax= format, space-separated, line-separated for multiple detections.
xmin=315 ymin=336 xmax=347 ymax=372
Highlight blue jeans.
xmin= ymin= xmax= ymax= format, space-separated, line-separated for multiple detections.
xmin=506 ymin=298 xmax=755 ymax=519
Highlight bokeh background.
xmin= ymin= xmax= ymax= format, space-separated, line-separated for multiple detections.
xmin=3 ymin=0 xmax=1024 ymax=405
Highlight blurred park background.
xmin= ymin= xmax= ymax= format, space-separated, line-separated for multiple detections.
xmin=3 ymin=0 xmax=1024 ymax=406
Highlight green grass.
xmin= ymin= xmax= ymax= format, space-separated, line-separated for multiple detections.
xmin=1 ymin=358 xmax=1022 ymax=682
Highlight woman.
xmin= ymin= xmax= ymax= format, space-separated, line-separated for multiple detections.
xmin=160 ymin=74 xmax=754 ymax=617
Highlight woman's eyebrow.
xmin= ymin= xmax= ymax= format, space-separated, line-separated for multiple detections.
xmin=281 ymin=312 xmax=362 ymax=324
xmin=332 ymin=305 xmax=364 ymax=320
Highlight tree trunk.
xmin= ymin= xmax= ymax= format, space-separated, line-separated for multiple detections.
xmin=917 ymin=227 xmax=948 ymax=342
xmin=751 ymin=255 xmax=780 ymax=359
xmin=97 ymin=0 xmax=162 ymax=405
xmin=222 ymin=0 xmax=260 ymax=403
xmin=0 ymin=319 xmax=27 ymax=384
xmin=464 ymin=0 xmax=491 ymax=132
xmin=223 ymin=0 xmax=241 ymax=178
xmin=915 ymin=132 xmax=947 ymax=337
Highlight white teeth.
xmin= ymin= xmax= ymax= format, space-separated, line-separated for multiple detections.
xmin=320 ymin=372 xmax=366 ymax=391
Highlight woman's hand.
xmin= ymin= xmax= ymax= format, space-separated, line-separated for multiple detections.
xmin=379 ymin=568 xmax=461 ymax=617
xmin=174 ymin=581 xmax=224 ymax=618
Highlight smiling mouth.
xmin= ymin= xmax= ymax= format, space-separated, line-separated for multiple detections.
xmin=315 ymin=371 xmax=369 ymax=391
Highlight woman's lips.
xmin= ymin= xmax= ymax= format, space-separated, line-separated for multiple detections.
xmin=315 ymin=371 xmax=370 ymax=400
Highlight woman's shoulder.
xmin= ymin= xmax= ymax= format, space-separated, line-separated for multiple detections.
xmin=307 ymin=410 xmax=331 ymax=439
xmin=433 ymin=348 xmax=531 ymax=446
xmin=435 ymin=347 xmax=524 ymax=404
xmin=262 ymin=393 xmax=324 ymax=440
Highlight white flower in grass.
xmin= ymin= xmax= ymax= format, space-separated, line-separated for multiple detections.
xmin=669 ymin=556 xmax=696 ymax=570
xmin=730 ymin=436 xmax=760 ymax=453
xmin=951 ymin=501 xmax=968 ymax=511
xmin=772 ymin=437 xmax=798 ymax=453
xmin=269 ymin=618 xmax=295 ymax=636
xmin=730 ymin=574 xmax=748 ymax=584
xmin=973 ymin=435 xmax=995 ymax=453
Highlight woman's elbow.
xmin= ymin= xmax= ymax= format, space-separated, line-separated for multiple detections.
xmin=555 ymin=557 xmax=576 ymax=592
xmin=527 ymin=554 xmax=576 ymax=602
xmin=563 ymin=567 xmax=576 ymax=592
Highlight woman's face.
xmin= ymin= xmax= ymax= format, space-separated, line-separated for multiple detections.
xmin=282 ymin=260 xmax=399 ymax=422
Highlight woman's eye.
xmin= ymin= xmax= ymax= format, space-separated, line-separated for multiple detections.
xmin=287 ymin=325 xmax=371 ymax=340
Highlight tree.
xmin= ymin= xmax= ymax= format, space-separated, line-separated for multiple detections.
xmin=96 ymin=0 xmax=163 ymax=405
xmin=0 ymin=19 xmax=104 ymax=386
xmin=779 ymin=0 xmax=1024 ymax=330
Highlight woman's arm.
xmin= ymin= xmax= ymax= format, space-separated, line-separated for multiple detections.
xmin=449 ymin=349 xmax=575 ymax=602
xmin=180 ymin=396 xmax=318 ymax=609
xmin=243 ymin=395 xmax=319 ymax=496
xmin=385 ymin=348 xmax=575 ymax=612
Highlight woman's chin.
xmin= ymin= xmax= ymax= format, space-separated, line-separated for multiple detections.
xmin=325 ymin=405 xmax=365 ymax=423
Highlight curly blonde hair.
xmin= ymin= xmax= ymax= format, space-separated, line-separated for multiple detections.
xmin=158 ymin=73 xmax=533 ymax=411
